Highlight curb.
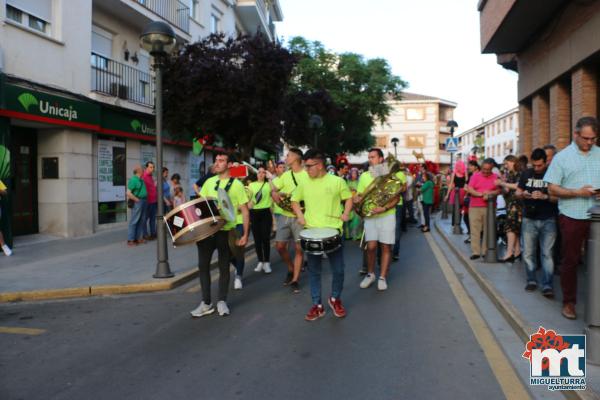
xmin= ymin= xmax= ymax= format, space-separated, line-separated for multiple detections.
xmin=0 ymin=243 xmax=255 ymax=304
xmin=434 ymin=219 xmax=600 ymax=400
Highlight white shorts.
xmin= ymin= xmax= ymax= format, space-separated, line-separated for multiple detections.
xmin=364 ymin=213 xmax=396 ymax=244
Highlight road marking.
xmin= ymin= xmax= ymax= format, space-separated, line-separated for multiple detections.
xmin=424 ymin=233 xmax=530 ymax=400
xmin=186 ymin=252 xmax=258 ymax=293
xmin=0 ymin=326 xmax=46 ymax=336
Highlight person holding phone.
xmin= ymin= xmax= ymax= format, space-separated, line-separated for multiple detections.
xmin=249 ymin=166 xmax=273 ymax=274
xmin=544 ymin=116 xmax=600 ymax=320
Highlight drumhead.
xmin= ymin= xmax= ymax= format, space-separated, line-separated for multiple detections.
xmin=300 ymin=228 xmax=339 ymax=239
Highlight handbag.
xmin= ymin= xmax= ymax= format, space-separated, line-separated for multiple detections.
xmin=254 ymin=181 xmax=267 ymax=204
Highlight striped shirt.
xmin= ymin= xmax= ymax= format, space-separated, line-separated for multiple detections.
xmin=543 ymin=142 xmax=600 ymax=220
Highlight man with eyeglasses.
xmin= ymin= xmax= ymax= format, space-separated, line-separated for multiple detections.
xmin=291 ymin=149 xmax=353 ymax=321
xmin=190 ymin=152 xmax=249 ymax=318
xmin=544 ymin=116 xmax=600 ymax=320
xmin=269 ymin=148 xmax=308 ymax=293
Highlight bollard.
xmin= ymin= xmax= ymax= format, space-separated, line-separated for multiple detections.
xmin=584 ymin=205 xmax=600 ymax=365
xmin=442 ymin=197 xmax=449 ymax=220
xmin=484 ymin=195 xmax=497 ymax=263
xmin=452 ymin=188 xmax=462 ymax=234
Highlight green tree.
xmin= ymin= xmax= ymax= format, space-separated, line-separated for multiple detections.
xmin=282 ymin=37 xmax=408 ymax=156
xmin=162 ymin=33 xmax=296 ymax=160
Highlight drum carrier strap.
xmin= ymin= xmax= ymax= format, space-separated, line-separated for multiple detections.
xmin=214 ymin=177 xmax=235 ymax=192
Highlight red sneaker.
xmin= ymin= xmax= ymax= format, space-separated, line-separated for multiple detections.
xmin=328 ymin=297 xmax=346 ymax=318
xmin=305 ymin=304 xmax=326 ymax=321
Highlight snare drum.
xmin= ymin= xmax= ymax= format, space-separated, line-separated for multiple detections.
xmin=299 ymin=228 xmax=342 ymax=255
xmin=164 ymin=197 xmax=225 ymax=246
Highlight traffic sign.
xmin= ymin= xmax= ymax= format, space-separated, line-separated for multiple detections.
xmin=445 ymin=137 xmax=459 ymax=153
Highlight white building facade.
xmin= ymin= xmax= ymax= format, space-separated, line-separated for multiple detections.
xmin=483 ymin=107 xmax=519 ymax=164
xmin=348 ymin=92 xmax=457 ymax=168
xmin=0 ymin=0 xmax=282 ymax=239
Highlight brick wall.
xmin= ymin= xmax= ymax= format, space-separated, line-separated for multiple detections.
xmin=519 ymin=101 xmax=532 ymax=156
xmin=571 ymin=66 xmax=597 ymax=128
xmin=532 ymin=93 xmax=550 ymax=149
xmin=549 ymin=81 xmax=571 ymax=150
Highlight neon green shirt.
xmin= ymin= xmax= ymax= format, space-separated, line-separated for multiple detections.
xmin=291 ymin=174 xmax=352 ymax=231
xmin=273 ymin=169 xmax=309 ymax=217
xmin=200 ymin=175 xmax=249 ymax=231
xmin=249 ymin=180 xmax=272 ymax=210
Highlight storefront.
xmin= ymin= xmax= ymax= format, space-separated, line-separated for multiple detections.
xmin=0 ymin=75 xmax=205 ymax=242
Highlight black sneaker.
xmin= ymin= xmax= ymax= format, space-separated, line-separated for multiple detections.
xmin=469 ymin=255 xmax=480 ymax=260
xmin=283 ymin=272 xmax=293 ymax=286
xmin=542 ymin=288 xmax=554 ymax=299
xmin=392 ymin=255 xmax=399 ymax=261
xmin=290 ymin=281 xmax=300 ymax=293
xmin=464 ymin=238 xmax=471 ymax=244
xmin=524 ymin=283 xmax=538 ymax=292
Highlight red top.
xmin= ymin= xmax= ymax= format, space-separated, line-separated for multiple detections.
xmin=142 ymin=171 xmax=157 ymax=204
xmin=468 ymin=172 xmax=498 ymax=208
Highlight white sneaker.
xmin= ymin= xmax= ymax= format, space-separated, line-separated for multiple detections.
xmin=234 ymin=275 xmax=243 ymax=290
xmin=262 ymin=262 xmax=272 ymax=274
xmin=217 ymin=301 xmax=230 ymax=316
xmin=254 ymin=262 xmax=264 ymax=272
xmin=190 ymin=301 xmax=214 ymax=318
xmin=360 ymin=273 xmax=376 ymax=289
xmin=377 ymin=277 xmax=388 ymax=291
xmin=2 ymin=244 xmax=12 ymax=256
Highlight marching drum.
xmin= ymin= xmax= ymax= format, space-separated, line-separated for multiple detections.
xmin=164 ymin=197 xmax=225 ymax=246
xmin=299 ymin=228 xmax=342 ymax=255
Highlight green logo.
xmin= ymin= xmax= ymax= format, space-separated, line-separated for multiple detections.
xmin=131 ymin=119 xmax=141 ymax=132
xmin=18 ymin=93 xmax=39 ymax=112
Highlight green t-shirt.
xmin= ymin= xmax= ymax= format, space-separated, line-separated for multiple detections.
xmin=272 ymin=169 xmax=309 ymax=217
xmin=421 ymin=180 xmax=434 ymax=205
xmin=200 ymin=175 xmax=249 ymax=231
xmin=357 ymin=170 xmax=406 ymax=216
xmin=291 ymin=174 xmax=352 ymax=231
xmin=127 ymin=175 xmax=147 ymax=199
xmin=249 ymin=180 xmax=272 ymax=210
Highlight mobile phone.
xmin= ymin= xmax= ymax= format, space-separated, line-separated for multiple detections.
xmin=230 ymin=165 xmax=248 ymax=178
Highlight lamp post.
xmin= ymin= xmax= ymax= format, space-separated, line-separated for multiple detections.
xmin=141 ymin=21 xmax=176 ymax=278
xmin=391 ymin=137 xmax=399 ymax=158
xmin=446 ymin=120 xmax=461 ymax=234
xmin=309 ymin=114 xmax=323 ymax=148
xmin=446 ymin=120 xmax=458 ymax=168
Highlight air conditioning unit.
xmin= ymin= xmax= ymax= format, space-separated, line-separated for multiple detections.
xmin=110 ymin=83 xmax=129 ymax=100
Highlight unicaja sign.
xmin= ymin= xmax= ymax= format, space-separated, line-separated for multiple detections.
xmin=18 ymin=92 xmax=79 ymax=121
xmin=523 ymin=327 xmax=586 ymax=391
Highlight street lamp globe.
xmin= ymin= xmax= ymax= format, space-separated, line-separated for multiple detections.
xmin=140 ymin=21 xmax=176 ymax=56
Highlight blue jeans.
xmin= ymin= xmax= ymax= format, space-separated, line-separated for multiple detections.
xmin=393 ymin=204 xmax=404 ymax=257
xmin=306 ymin=243 xmax=345 ymax=305
xmin=233 ymin=224 xmax=245 ymax=276
xmin=523 ymin=217 xmax=557 ymax=290
xmin=128 ymin=199 xmax=147 ymax=241
xmin=143 ymin=202 xmax=157 ymax=237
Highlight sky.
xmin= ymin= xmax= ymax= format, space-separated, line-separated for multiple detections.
xmin=275 ymin=0 xmax=518 ymax=134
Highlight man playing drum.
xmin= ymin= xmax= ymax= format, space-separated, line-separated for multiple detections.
xmin=269 ymin=148 xmax=308 ymax=293
xmin=190 ymin=152 xmax=249 ymax=318
xmin=355 ymin=148 xmax=405 ymax=291
xmin=291 ymin=149 xmax=353 ymax=321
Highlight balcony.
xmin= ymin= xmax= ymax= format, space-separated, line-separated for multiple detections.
xmin=133 ymin=0 xmax=190 ymax=33
xmin=91 ymin=52 xmax=155 ymax=108
xmin=237 ymin=0 xmax=282 ymax=41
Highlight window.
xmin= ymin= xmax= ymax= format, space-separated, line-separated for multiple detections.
xmin=191 ymin=0 xmax=199 ymax=20
xmin=405 ymin=108 xmax=425 ymax=120
xmin=509 ymin=116 xmax=513 ymax=130
xmin=6 ymin=0 xmax=52 ymax=35
xmin=375 ymin=135 xmax=389 ymax=148
xmin=210 ymin=14 xmax=220 ymax=33
xmin=91 ymin=25 xmax=113 ymax=70
xmin=406 ymin=135 xmax=426 ymax=148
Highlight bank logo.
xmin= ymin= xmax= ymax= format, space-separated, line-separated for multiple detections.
xmin=18 ymin=93 xmax=39 ymax=112
xmin=522 ymin=327 xmax=586 ymax=391
xmin=131 ymin=119 xmax=142 ymax=132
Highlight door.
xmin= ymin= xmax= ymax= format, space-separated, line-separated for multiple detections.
xmin=11 ymin=127 xmax=38 ymax=235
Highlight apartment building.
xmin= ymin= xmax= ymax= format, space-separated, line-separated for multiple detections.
xmin=479 ymin=0 xmax=600 ymax=156
xmin=0 ymin=0 xmax=282 ymax=240
xmin=348 ymin=92 xmax=457 ymax=168
xmin=455 ymin=123 xmax=484 ymax=162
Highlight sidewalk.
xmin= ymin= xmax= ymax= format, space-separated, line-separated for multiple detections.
xmin=0 ymin=228 xmax=228 ymax=302
xmin=435 ymin=215 xmax=600 ymax=397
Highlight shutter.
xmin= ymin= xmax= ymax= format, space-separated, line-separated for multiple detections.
xmin=92 ymin=26 xmax=113 ymax=57
xmin=7 ymin=0 xmax=52 ymax=21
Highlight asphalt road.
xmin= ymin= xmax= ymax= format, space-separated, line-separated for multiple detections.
xmin=0 ymin=228 xmax=509 ymax=400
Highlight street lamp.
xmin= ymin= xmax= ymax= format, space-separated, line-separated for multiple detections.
xmin=391 ymin=137 xmax=399 ymax=158
xmin=308 ymin=114 xmax=323 ymax=148
xmin=140 ymin=21 xmax=176 ymax=279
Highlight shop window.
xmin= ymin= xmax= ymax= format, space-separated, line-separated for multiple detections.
xmin=98 ymin=139 xmax=126 ymax=224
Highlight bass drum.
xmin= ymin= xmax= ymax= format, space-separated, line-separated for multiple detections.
xmin=164 ymin=197 xmax=225 ymax=246
xmin=299 ymin=228 xmax=342 ymax=255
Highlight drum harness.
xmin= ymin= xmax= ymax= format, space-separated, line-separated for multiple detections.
xmin=208 ymin=177 xmax=235 ymax=225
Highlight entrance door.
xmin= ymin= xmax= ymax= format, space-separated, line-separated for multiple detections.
xmin=11 ymin=128 xmax=38 ymax=235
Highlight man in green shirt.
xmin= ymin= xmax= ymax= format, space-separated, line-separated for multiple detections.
xmin=126 ymin=165 xmax=148 ymax=246
xmin=190 ymin=152 xmax=249 ymax=318
xmin=292 ymin=149 xmax=353 ymax=321
xmin=269 ymin=148 xmax=308 ymax=292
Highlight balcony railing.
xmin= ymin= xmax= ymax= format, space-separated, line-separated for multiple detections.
xmin=91 ymin=52 xmax=155 ymax=108
xmin=133 ymin=0 xmax=190 ymax=33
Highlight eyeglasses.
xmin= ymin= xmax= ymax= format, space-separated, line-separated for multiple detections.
xmin=579 ymin=135 xmax=597 ymax=143
xmin=304 ymin=163 xmax=318 ymax=169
